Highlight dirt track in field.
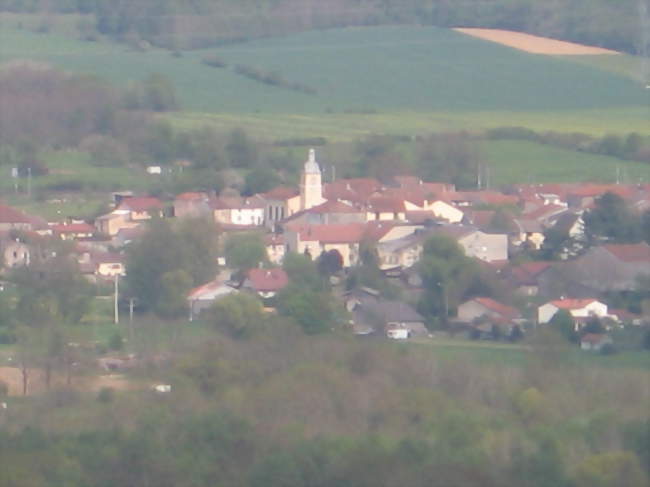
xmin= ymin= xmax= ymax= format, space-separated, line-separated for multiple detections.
xmin=455 ymin=28 xmax=620 ymax=55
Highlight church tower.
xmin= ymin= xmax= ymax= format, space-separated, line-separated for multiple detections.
xmin=300 ymin=148 xmax=325 ymax=211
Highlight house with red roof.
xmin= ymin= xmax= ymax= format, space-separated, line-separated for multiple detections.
xmin=243 ymin=268 xmax=289 ymax=298
xmin=51 ymin=222 xmax=95 ymax=241
xmin=96 ymin=196 xmax=165 ymax=236
xmin=117 ymin=196 xmax=164 ymax=221
xmin=260 ymin=186 xmax=301 ymax=228
xmin=0 ymin=204 xmax=36 ymax=232
xmin=173 ymin=192 xmax=210 ymax=219
xmin=557 ymin=243 xmax=650 ymax=293
xmin=503 ymin=261 xmax=553 ymax=296
xmin=284 ymin=223 xmax=369 ymax=267
xmin=457 ymin=297 xmax=521 ymax=324
xmin=187 ymin=279 xmax=238 ymax=320
xmin=537 ymin=298 xmax=609 ymax=324
xmin=211 ymin=195 xmax=265 ymax=227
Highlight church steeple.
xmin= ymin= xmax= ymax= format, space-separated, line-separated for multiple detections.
xmin=300 ymin=148 xmax=325 ymax=210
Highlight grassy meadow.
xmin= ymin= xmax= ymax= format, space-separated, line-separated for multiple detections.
xmin=481 ymin=139 xmax=650 ymax=185
xmin=1 ymin=25 xmax=646 ymax=119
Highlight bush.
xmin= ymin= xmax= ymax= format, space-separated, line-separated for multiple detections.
xmin=0 ymin=380 xmax=8 ymax=397
xmin=97 ymin=387 xmax=115 ymax=403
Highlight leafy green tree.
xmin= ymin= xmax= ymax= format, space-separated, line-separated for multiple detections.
xmin=226 ymin=128 xmax=258 ymax=168
xmin=283 ymin=252 xmax=326 ymax=292
xmin=243 ymin=166 xmax=281 ymax=196
xmin=207 ymin=293 xmax=265 ymax=339
xmin=142 ymin=73 xmax=178 ymax=111
xmin=417 ymin=234 xmax=480 ymax=325
xmin=126 ymin=217 xmax=218 ymax=315
xmin=317 ymin=249 xmax=343 ymax=276
xmin=277 ymin=285 xmax=335 ymax=335
xmin=584 ymin=192 xmax=642 ymax=243
xmin=156 ymin=269 xmax=193 ymax=319
xmin=573 ymin=451 xmax=647 ymax=487
xmin=224 ymin=232 xmax=267 ymax=273
xmin=549 ymin=309 xmax=577 ymax=343
xmin=13 ymin=251 xmax=94 ymax=326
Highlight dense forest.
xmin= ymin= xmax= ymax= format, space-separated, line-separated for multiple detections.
xmin=0 ymin=0 xmax=644 ymax=53
xmin=0 ymin=329 xmax=649 ymax=487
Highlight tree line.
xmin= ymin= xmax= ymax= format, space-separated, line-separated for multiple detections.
xmin=0 ymin=0 xmax=644 ymax=53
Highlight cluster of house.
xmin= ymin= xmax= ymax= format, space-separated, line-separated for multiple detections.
xmin=1 ymin=148 xmax=649 ymax=345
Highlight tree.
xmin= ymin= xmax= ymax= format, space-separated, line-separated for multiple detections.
xmin=243 ymin=166 xmax=281 ymax=196
xmin=283 ymin=252 xmax=326 ymax=292
xmin=276 ymin=285 xmax=335 ymax=335
xmin=584 ymin=192 xmax=642 ymax=243
xmin=573 ymin=451 xmax=647 ymax=487
xmin=226 ymin=128 xmax=258 ymax=168
xmin=224 ymin=232 xmax=267 ymax=273
xmin=13 ymin=250 xmax=94 ymax=326
xmin=549 ymin=309 xmax=577 ymax=343
xmin=317 ymin=249 xmax=343 ymax=276
xmin=126 ymin=217 xmax=218 ymax=315
xmin=207 ymin=293 xmax=265 ymax=339
xmin=156 ymin=269 xmax=193 ymax=319
xmin=417 ymin=234 xmax=480 ymax=325
xmin=142 ymin=73 xmax=178 ymax=111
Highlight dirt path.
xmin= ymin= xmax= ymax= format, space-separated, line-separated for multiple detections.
xmin=455 ymin=28 xmax=620 ymax=55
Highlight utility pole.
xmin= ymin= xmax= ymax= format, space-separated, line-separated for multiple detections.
xmin=27 ymin=167 xmax=32 ymax=197
xmin=114 ymin=274 xmax=119 ymax=324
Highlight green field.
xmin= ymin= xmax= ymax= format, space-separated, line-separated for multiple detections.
xmin=168 ymin=107 xmax=650 ymax=141
xmin=481 ymin=139 xmax=650 ymax=184
xmin=1 ymin=25 xmax=647 ymax=128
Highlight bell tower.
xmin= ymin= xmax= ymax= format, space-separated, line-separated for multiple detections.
xmin=300 ymin=148 xmax=325 ymax=210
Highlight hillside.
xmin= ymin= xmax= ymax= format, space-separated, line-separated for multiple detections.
xmin=1 ymin=26 xmax=645 ymax=116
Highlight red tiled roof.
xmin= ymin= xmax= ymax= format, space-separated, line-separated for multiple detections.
xmin=0 ymin=204 xmax=32 ymax=224
xmin=246 ymin=268 xmax=289 ymax=292
xmin=461 ymin=191 xmax=520 ymax=207
xmin=522 ymin=204 xmax=566 ymax=221
xmin=550 ymin=298 xmax=598 ymax=310
xmin=188 ymin=279 xmax=227 ymax=299
xmin=602 ymin=243 xmax=650 ymax=263
xmin=307 ymin=199 xmax=361 ymax=214
xmin=464 ymin=210 xmax=495 ymax=227
xmin=119 ymin=197 xmax=164 ymax=212
xmin=52 ymin=222 xmax=95 ymax=234
xmin=261 ymin=186 xmax=299 ymax=201
xmin=323 ymin=178 xmax=382 ymax=203
xmin=569 ymin=185 xmax=636 ymax=199
xmin=367 ymin=196 xmax=406 ymax=213
xmin=299 ymin=223 xmax=368 ymax=244
xmin=472 ymin=297 xmax=520 ymax=319
xmin=175 ymin=192 xmax=207 ymax=201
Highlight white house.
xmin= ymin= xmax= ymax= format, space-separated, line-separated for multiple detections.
xmin=537 ymin=298 xmax=609 ymax=324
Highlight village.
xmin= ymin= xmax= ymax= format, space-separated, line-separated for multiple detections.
xmin=2 ymin=148 xmax=649 ymax=354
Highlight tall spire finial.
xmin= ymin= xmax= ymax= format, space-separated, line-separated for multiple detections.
xmin=304 ymin=148 xmax=320 ymax=174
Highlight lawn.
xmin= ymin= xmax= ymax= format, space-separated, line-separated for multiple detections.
xmin=413 ymin=337 xmax=650 ymax=370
